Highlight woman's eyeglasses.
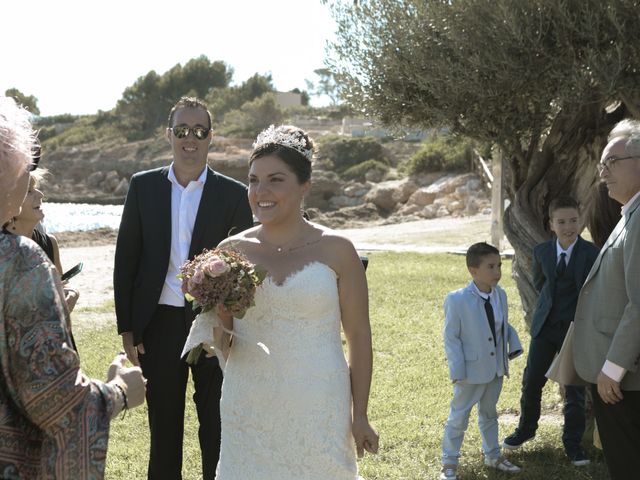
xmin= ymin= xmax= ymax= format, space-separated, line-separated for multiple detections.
xmin=170 ymin=124 xmax=211 ymax=140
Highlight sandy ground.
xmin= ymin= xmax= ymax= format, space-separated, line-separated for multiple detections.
xmin=59 ymin=214 xmax=505 ymax=321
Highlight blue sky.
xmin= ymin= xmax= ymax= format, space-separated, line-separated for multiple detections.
xmin=2 ymin=0 xmax=337 ymax=116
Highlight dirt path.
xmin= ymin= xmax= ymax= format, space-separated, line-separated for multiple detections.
xmin=61 ymin=214 xmax=507 ymax=328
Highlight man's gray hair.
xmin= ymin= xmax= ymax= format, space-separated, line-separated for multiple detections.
xmin=608 ymin=119 xmax=640 ymax=156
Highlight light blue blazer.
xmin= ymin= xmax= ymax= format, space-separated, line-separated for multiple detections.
xmin=444 ymin=282 xmax=523 ymax=384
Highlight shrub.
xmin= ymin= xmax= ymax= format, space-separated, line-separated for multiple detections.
xmin=317 ymin=135 xmax=388 ymax=172
xmin=218 ymin=93 xmax=284 ymax=138
xmin=402 ymin=134 xmax=474 ymax=174
xmin=342 ymin=159 xmax=389 ymax=182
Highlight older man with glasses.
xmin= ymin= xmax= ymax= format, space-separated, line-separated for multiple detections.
xmin=572 ymin=119 xmax=640 ymax=480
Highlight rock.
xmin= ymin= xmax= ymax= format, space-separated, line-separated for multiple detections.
xmin=114 ymin=178 xmax=129 ymax=196
xmin=424 ymin=173 xmax=478 ymax=196
xmin=87 ymin=171 xmax=105 ymax=188
xmin=307 ymin=171 xmax=343 ymax=210
xmin=465 ymin=198 xmax=480 ymax=215
xmin=102 ymin=171 xmax=120 ymax=192
xmin=344 ymin=183 xmax=370 ymax=198
xmin=448 ymin=200 xmax=464 ymax=212
xmin=365 ymin=168 xmax=385 ymax=183
xmin=436 ymin=206 xmax=451 ymax=217
xmin=407 ymin=187 xmax=437 ymax=207
xmin=363 ymin=183 xmax=398 ymax=211
xmin=329 ymin=195 xmax=363 ymax=209
xmin=421 ymin=204 xmax=439 ymax=219
xmin=466 ymin=177 xmax=483 ymax=191
xmin=391 ymin=178 xmax=419 ymax=204
xmin=313 ymin=203 xmax=382 ymax=228
xmin=397 ymin=203 xmax=422 ymax=216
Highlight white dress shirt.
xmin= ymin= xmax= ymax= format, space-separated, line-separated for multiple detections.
xmin=556 ymin=237 xmax=577 ymax=266
xmin=471 ymin=282 xmax=503 ymax=341
xmin=158 ymin=164 xmax=207 ymax=306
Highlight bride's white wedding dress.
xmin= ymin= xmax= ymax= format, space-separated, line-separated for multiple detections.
xmin=216 ymin=261 xmax=361 ymax=479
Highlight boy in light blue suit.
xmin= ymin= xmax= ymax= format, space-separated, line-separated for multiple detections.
xmin=440 ymin=242 xmax=523 ymax=480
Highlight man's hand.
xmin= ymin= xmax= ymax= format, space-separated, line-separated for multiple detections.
xmin=597 ymin=371 xmax=623 ymax=405
xmin=121 ymin=331 xmax=145 ymax=366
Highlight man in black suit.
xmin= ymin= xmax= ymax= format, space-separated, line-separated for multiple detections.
xmin=503 ymin=196 xmax=599 ymax=465
xmin=114 ymin=97 xmax=253 ymax=479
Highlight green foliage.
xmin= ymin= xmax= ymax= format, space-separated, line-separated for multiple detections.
xmin=342 ymin=159 xmax=389 ymax=182
xmin=218 ymin=93 xmax=284 ymax=137
xmin=402 ymin=134 xmax=474 ymax=174
xmin=76 ymin=253 xmax=609 ymax=479
xmin=305 ymin=67 xmax=341 ymax=105
xmin=116 ymin=56 xmax=232 ymax=140
xmin=42 ymin=115 xmax=120 ymax=150
xmin=5 ymin=88 xmax=40 ymax=115
xmin=317 ymin=135 xmax=388 ymax=172
xmin=207 ymin=73 xmax=275 ymax=121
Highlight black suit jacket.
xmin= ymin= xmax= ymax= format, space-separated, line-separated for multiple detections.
xmin=114 ymin=166 xmax=253 ymax=344
xmin=529 ymin=235 xmax=599 ymax=339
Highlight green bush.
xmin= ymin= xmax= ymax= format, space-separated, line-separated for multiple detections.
xmin=342 ymin=159 xmax=389 ymax=182
xmin=402 ymin=134 xmax=474 ymax=174
xmin=317 ymin=135 xmax=388 ymax=172
xmin=218 ymin=93 xmax=284 ymax=138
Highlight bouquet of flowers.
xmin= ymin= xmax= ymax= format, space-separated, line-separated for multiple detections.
xmin=180 ymin=248 xmax=266 ymax=364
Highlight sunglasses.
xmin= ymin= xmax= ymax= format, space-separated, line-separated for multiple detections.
xmin=29 ymin=145 xmax=41 ymax=172
xmin=170 ymin=124 xmax=211 ymax=140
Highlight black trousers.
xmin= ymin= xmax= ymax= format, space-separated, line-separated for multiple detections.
xmin=139 ymin=305 xmax=223 ymax=480
xmin=592 ymin=385 xmax=640 ymax=480
xmin=517 ymin=332 xmax=586 ymax=454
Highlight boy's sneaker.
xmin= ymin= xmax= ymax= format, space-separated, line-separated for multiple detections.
xmin=484 ymin=456 xmax=522 ymax=474
xmin=569 ymin=449 xmax=590 ymax=467
xmin=502 ymin=429 xmax=535 ymax=450
xmin=440 ymin=464 xmax=457 ymax=480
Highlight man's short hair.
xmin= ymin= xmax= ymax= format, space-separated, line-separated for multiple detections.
xmin=167 ymin=96 xmax=212 ymax=129
xmin=608 ymin=119 xmax=640 ymax=156
xmin=548 ymin=196 xmax=580 ymax=218
xmin=466 ymin=242 xmax=500 ymax=268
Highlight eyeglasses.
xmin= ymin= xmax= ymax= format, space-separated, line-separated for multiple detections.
xmin=29 ymin=145 xmax=41 ymax=172
xmin=597 ymin=155 xmax=639 ymax=174
xmin=170 ymin=124 xmax=211 ymax=140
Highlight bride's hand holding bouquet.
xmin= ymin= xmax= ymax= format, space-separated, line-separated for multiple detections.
xmin=179 ymin=248 xmax=266 ymax=365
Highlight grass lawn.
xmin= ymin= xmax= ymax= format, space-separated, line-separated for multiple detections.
xmin=74 ymin=251 xmax=609 ymax=479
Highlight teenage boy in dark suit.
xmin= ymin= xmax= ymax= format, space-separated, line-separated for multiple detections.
xmin=503 ymin=196 xmax=599 ymax=466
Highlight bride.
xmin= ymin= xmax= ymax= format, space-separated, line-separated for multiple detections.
xmin=214 ymin=125 xmax=379 ymax=479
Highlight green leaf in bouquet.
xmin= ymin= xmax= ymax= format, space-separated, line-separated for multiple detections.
xmin=185 ymin=292 xmax=195 ymax=302
xmin=186 ymin=344 xmax=203 ymax=365
xmin=254 ymin=264 xmax=268 ymax=283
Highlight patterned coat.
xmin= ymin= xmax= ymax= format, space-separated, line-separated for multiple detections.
xmin=0 ymin=234 xmax=119 ymax=479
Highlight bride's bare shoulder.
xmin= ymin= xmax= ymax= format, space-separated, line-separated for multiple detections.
xmin=218 ymin=226 xmax=260 ymax=252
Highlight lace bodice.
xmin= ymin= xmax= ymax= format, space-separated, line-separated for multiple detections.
xmin=216 ymin=262 xmax=360 ymax=479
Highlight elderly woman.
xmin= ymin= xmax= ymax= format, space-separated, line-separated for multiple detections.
xmin=0 ymin=96 xmax=146 ymax=479
xmin=4 ymin=168 xmax=81 ymax=311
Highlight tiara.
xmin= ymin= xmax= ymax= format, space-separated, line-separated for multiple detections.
xmin=253 ymin=125 xmax=313 ymax=161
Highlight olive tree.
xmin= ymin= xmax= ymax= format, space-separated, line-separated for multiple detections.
xmin=327 ymin=0 xmax=640 ymax=321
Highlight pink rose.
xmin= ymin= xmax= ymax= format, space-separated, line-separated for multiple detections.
xmin=203 ymin=257 xmax=230 ymax=278
xmin=189 ymin=269 xmax=205 ymax=290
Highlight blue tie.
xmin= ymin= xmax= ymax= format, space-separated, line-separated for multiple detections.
xmin=556 ymin=252 xmax=567 ymax=277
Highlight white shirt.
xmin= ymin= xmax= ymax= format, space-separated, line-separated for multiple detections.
xmin=556 ymin=237 xmax=577 ymax=267
xmin=471 ymin=282 xmax=503 ymax=340
xmin=158 ymin=164 xmax=207 ymax=306
xmin=602 ymin=189 xmax=640 ymax=382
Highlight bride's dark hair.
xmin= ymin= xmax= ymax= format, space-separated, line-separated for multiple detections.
xmin=249 ymin=126 xmax=313 ymax=184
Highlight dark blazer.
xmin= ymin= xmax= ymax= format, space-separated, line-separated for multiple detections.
xmin=529 ymin=236 xmax=599 ymax=339
xmin=114 ymin=166 xmax=253 ymax=344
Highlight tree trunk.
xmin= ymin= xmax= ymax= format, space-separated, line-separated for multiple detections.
xmin=501 ymin=103 xmax=624 ymax=327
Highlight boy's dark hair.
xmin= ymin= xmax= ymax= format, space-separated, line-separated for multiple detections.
xmin=466 ymin=242 xmax=500 ymax=268
xmin=548 ymin=196 xmax=580 ymax=218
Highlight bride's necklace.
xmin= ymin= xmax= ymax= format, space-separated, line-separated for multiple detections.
xmin=258 ymin=228 xmax=320 ymax=253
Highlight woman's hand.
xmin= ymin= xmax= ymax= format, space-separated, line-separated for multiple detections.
xmin=352 ymin=415 xmax=379 ymax=458
xmin=107 ymin=352 xmax=146 ymax=412
xmin=63 ymin=285 xmax=79 ymax=312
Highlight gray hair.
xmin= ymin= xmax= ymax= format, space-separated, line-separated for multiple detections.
xmin=0 ymin=96 xmax=36 ymax=193
xmin=608 ymin=118 xmax=640 ymax=156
